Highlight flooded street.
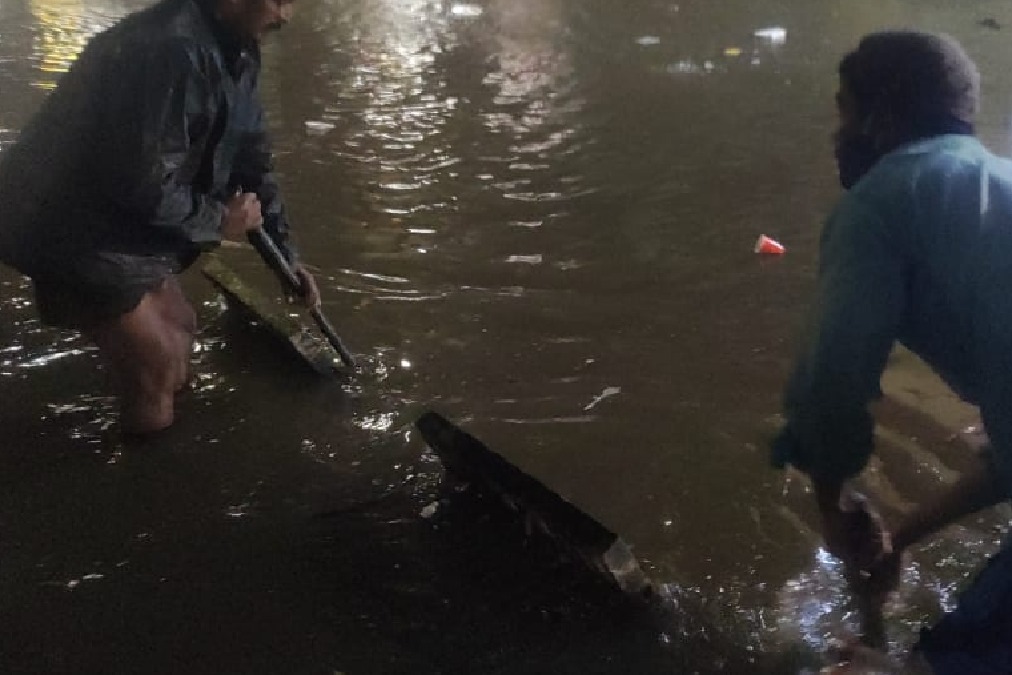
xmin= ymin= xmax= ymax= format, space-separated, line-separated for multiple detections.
xmin=2 ymin=0 xmax=1012 ymax=672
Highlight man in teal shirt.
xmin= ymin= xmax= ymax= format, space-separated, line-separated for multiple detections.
xmin=774 ymin=31 xmax=1012 ymax=673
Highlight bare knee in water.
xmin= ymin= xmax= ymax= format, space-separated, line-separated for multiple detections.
xmin=88 ymin=277 xmax=196 ymax=434
xmin=149 ymin=276 xmax=196 ymax=391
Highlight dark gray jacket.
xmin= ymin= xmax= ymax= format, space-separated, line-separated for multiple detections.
xmin=0 ymin=0 xmax=295 ymax=276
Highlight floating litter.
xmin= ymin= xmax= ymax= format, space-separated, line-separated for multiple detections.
xmin=754 ymin=27 xmax=787 ymax=44
xmin=583 ymin=386 xmax=622 ymax=411
xmin=420 ymin=501 xmax=439 ymax=519
xmin=636 ymin=36 xmax=661 ymax=46
xmin=755 ymin=234 xmax=786 ymax=255
xmin=506 ymin=254 xmax=543 ymax=264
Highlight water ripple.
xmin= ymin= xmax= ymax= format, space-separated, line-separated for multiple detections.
xmin=26 ymin=0 xmax=129 ymax=89
xmin=298 ymin=0 xmax=591 ymax=273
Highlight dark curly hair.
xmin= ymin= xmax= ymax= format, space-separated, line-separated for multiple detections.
xmin=839 ymin=31 xmax=980 ymax=140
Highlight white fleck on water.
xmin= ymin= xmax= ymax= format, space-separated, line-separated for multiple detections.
xmin=754 ymin=27 xmax=787 ymax=44
xmin=304 ymin=120 xmax=335 ymax=134
xmin=450 ymin=4 xmax=482 ymax=18
xmin=506 ymin=254 xmax=543 ymax=264
xmin=584 ymin=386 xmax=622 ymax=411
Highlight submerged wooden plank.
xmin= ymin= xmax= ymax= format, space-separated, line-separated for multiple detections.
xmin=201 ymin=254 xmax=341 ymax=375
xmin=880 ymin=346 xmax=978 ymax=435
xmin=415 ymin=411 xmax=654 ymax=599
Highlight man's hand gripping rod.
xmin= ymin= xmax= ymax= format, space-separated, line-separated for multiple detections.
xmin=248 ymin=227 xmax=357 ymax=369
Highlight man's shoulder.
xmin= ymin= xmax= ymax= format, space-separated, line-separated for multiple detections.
xmin=103 ymin=0 xmax=217 ymax=59
xmin=882 ymin=135 xmax=1011 ymax=179
xmin=850 ymin=136 xmax=1012 ymax=205
xmin=911 ymin=136 xmax=1012 ymax=195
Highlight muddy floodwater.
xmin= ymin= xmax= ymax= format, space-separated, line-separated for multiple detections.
xmin=2 ymin=1 xmax=1012 ymax=673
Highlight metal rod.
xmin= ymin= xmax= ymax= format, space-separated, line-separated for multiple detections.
xmin=247 ymin=227 xmax=357 ymax=368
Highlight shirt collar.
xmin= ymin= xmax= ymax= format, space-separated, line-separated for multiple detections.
xmin=193 ymin=0 xmax=256 ymax=75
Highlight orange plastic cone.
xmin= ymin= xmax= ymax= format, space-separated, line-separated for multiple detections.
xmin=754 ymin=234 xmax=786 ymax=255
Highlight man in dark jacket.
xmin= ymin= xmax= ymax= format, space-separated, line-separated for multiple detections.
xmin=773 ymin=31 xmax=1012 ymax=673
xmin=0 ymin=0 xmax=319 ymax=434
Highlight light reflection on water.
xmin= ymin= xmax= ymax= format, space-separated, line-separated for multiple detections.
xmin=45 ymin=393 xmax=118 ymax=449
xmin=0 ymin=278 xmax=94 ymax=381
xmin=774 ymin=532 xmax=1004 ymax=659
xmin=295 ymin=0 xmax=589 ymax=285
xmin=27 ymin=0 xmax=129 ymax=89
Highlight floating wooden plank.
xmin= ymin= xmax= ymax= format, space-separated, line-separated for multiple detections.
xmin=201 ymin=253 xmax=341 ymax=376
xmin=415 ymin=411 xmax=654 ymax=599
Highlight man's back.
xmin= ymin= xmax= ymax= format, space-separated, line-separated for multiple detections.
xmin=813 ymin=134 xmax=1012 ymax=488
xmin=779 ymin=134 xmax=1012 ymax=482
xmin=0 ymin=0 xmax=241 ymax=273
xmin=841 ymin=135 xmax=1012 ymax=401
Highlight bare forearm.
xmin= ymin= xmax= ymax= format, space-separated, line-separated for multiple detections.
xmin=893 ymin=452 xmax=1007 ymax=551
xmin=813 ymin=476 xmax=889 ymax=572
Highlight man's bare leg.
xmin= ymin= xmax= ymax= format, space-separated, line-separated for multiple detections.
xmin=152 ymin=275 xmax=197 ymax=392
xmin=88 ymin=276 xmax=196 ymax=434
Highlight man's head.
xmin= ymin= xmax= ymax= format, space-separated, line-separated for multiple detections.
xmin=215 ymin=0 xmax=295 ymax=44
xmin=834 ymin=31 xmax=980 ymax=189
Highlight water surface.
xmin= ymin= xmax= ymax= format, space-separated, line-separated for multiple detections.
xmin=2 ymin=0 xmax=1011 ymax=672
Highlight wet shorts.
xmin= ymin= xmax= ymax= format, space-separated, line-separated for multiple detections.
xmin=32 ymin=251 xmax=181 ymax=330
xmin=915 ymin=541 xmax=1012 ymax=674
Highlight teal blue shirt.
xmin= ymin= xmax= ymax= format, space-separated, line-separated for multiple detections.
xmin=774 ymin=135 xmax=1012 ymax=493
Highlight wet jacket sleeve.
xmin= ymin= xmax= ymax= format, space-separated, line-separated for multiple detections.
xmin=105 ymin=39 xmax=224 ymax=247
xmin=973 ymin=242 xmax=1012 ymax=499
xmin=771 ymin=197 xmax=905 ymax=482
xmin=230 ymin=89 xmax=298 ymax=265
